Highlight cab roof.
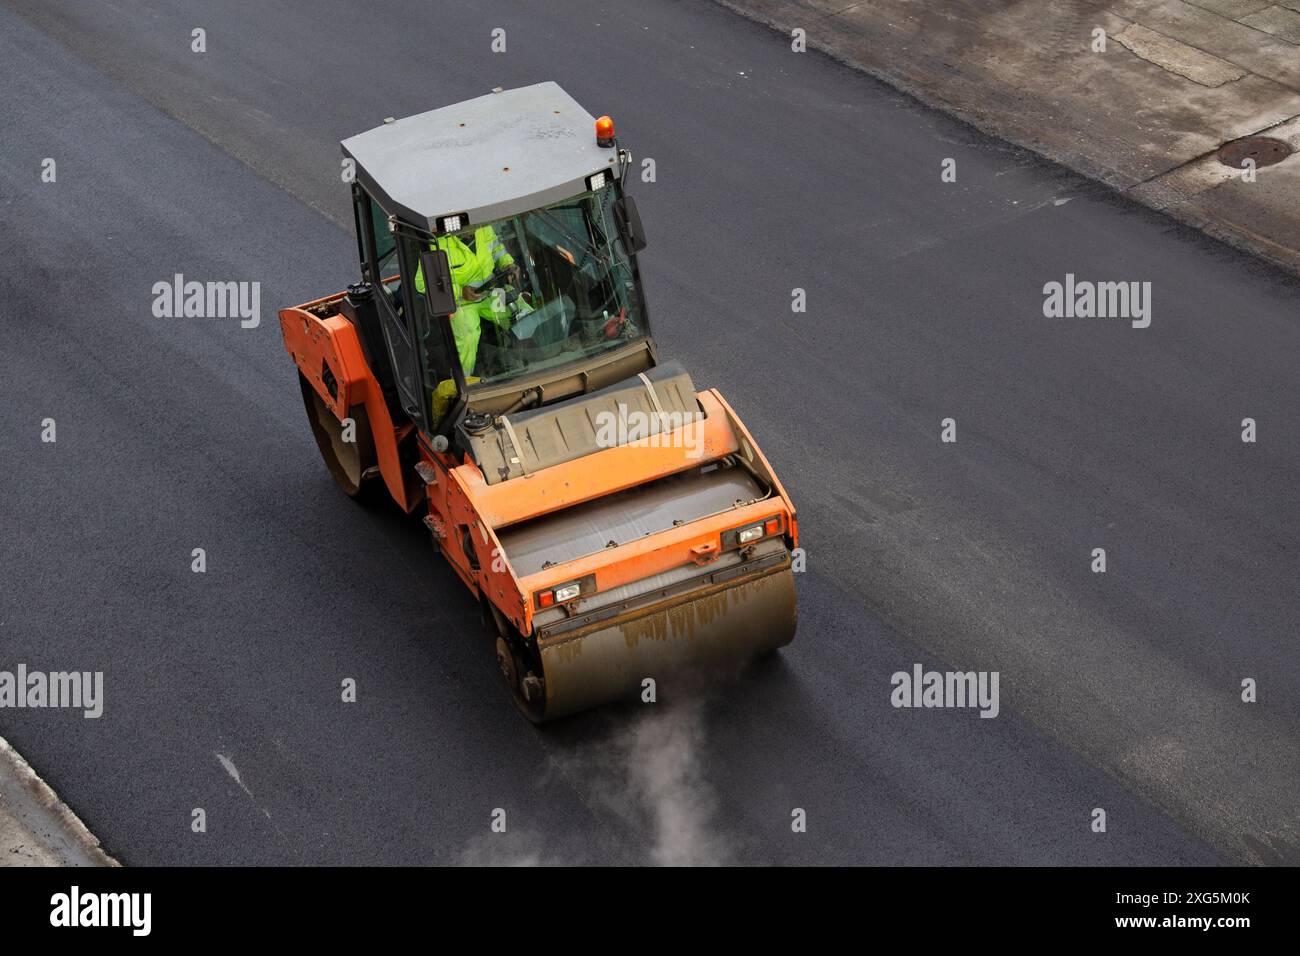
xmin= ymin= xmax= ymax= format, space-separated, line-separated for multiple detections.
xmin=342 ymin=81 xmax=621 ymax=233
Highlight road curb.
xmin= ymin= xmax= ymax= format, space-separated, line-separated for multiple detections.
xmin=0 ymin=736 xmax=117 ymax=867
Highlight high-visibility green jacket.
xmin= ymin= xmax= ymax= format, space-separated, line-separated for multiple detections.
xmin=415 ymin=225 xmax=515 ymax=375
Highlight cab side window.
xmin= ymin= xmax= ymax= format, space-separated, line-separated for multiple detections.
xmin=369 ymin=197 xmax=403 ymax=311
xmin=399 ymin=233 xmax=458 ymax=428
xmin=371 ymin=199 xmax=397 ymax=273
xmin=353 ymin=192 xmax=424 ymax=425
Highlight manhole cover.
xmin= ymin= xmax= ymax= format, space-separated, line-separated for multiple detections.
xmin=1216 ymin=136 xmax=1292 ymax=170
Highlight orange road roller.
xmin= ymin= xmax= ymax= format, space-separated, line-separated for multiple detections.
xmin=279 ymin=82 xmax=798 ymax=720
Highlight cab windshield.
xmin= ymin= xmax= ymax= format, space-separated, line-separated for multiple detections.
xmin=427 ymin=186 xmax=646 ymax=386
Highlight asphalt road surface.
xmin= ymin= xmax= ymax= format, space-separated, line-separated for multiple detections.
xmin=2 ymin=0 xmax=1296 ymax=866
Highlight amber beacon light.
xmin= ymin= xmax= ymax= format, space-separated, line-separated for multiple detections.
xmin=595 ymin=115 xmax=616 ymax=147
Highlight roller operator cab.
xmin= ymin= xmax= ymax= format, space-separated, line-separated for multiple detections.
xmin=279 ymin=82 xmax=799 ymax=721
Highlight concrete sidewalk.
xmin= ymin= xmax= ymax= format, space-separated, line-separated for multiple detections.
xmin=0 ymin=736 xmax=116 ymax=866
xmin=718 ymin=0 xmax=1300 ymax=274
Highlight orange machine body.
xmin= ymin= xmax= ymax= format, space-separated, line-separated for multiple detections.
xmin=280 ymin=295 xmax=799 ymax=640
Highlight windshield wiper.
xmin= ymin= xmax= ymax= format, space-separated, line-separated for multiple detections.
xmin=531 ymin=207 xmax=610 ymax=270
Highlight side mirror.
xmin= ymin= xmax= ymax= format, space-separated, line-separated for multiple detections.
xmin=419 ymin=248 xmax=458 ymax=317
xmin=614 ymin=196 xmax=647 ymax=255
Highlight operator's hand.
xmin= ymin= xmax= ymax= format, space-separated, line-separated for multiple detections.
xmin=461 ymin=284 xmax=482 ymax=302
xmin=505 ymin=264 xmax=522 ymax=286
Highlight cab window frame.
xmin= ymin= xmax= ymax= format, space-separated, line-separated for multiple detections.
xmin=351 ymin=188 xmax=430 ymax=432
xmin=394 ymin=224 xmax=462 ymax=432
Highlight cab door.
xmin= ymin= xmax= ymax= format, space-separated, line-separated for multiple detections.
xmin=354 ymin=189 xmax=428 ymax=430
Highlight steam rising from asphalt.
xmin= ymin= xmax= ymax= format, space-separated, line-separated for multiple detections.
xmin=460 ymin=698 xmax=732 ymax=866
xmin=616 ymin=699 xmax=731 ymax=866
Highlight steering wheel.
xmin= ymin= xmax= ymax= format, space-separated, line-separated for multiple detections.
xmin=476 ymin=266 xmax=535 ymax=314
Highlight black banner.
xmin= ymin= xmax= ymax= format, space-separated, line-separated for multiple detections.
xmin=0 ymin=866 xmax=1283 ymax=941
